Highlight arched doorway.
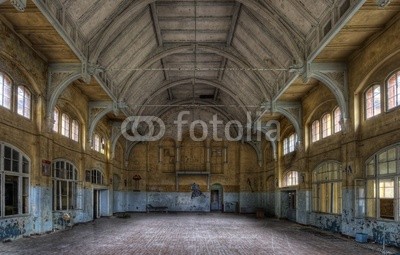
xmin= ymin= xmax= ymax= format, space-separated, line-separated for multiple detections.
xmin=210 ymin=184 xmax=223 ymax=212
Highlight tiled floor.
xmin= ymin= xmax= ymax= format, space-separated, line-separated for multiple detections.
xmin=0 ymin=213 xmax=399 ymax=255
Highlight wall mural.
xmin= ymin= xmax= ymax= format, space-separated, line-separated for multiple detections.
xmin=190 ymin=183 xmax=205 ymax=199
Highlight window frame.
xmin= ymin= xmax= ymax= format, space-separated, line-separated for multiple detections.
xmin=283 ymin=133 xmax=297 ymax=155
xmin=89 ymin=169 xmax=104 ymax=185
xmin=16 ymin=85 xmax=32 ymax=119
xmin=364 ymin=145 xmax=400 ymax=221
xmin=365 ymin=84 xmax=382 ymax=119
xmin=53 ymin=108 xmax=60 ymax=133
xmin=282 ymin=171 xmax=299 ymax=187
xmin=0 ymin=71 xmax=12 ymax=110
xmin=0 ymin=142 xmax=30 ymax=218
xmin=312 ymin=161 xmax=342 ymax=215
xmin=311 ymin=120 xmax=320 ymax=143
xmin=321 ymin=113 xmax=332 ymax=138
xmin=333 ymin=107 xmax=342 ymax=133
xmin=52 ymin=159 xmax=78 ymax=211
xmin=386 ymin=70 xmax=400 ymax=111
xmin=71 ymin=120 xmax=80 ymax=142
xmin=93 ymin=133 xmax=106 ymax=155
xmin=61 ymin=113 xmax=70 ymax=138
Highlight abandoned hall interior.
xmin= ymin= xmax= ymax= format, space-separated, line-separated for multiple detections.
xmin=1 ymin=0 xmax=400 ymax=254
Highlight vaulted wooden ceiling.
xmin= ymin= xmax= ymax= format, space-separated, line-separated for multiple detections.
xmin=0 ymin=0 xmax=399 ymax=123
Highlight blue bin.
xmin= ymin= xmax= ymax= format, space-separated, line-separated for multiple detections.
xmin=355 ymin=233 xmax=368 ymax=243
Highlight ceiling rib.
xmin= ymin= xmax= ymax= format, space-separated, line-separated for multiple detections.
xmin=307 ymin=0 xmax=367 ymax=63
xmin=214 ymin=2 xmax=241 ymax=102
xmin=149 ymin=2 xmax=173 ymax=100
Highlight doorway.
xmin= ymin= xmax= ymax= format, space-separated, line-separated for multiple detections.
xmin=93 ymin=189 xmax=100 ymax=219
xmin=281 ymin=190 xmax=296 ymax=221
xmin=94 ymin=189 xmax=110 ymax=219
xmin=210 ymin=184 xmax=223 ymax=212
xmin=287 ymin=191 xmax=296 ymax=221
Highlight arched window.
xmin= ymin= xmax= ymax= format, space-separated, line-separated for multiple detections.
xmin=333 ymin=107 xmax=342 ymax=133
xmin=17 ymin=86 xmax=31 ymax=119
xmin=93 ymin=134 xmax=105 ymax=154
xmin=52 ymin=160 xmax=78 ymax=210
xmin=311 ymin=120 xmax=320 ymax=143
xmin=283 ymin=133 xmax=297 ymax=155
xmin=365 ymin=85 xmax=381 ymax=119
xmin=0 ymin=142 xmax=30 ymax=217
xmin=89 ymin=170 xmax=104 ymax=185
xmin=312 ymin=161 xmax=342 ymax=214
xmin=71 ymin=120 xmax=79 ymax=142
xmin=387 ymin=71 xmax=400 ymax=110
xmin=0 ymin=72 xmax=12 ymax=109
xmin=283 ymin=171 xmax=299 ymax=187
xmin=362 ymin=146 xmax=400 ymax=220
xmin=61 ymin=113 xmax=70 ymax=138
xmin=321 ymin=113 xmax=332 ymax=138
xmin=53 ymin=108 xmax=59 ymax=133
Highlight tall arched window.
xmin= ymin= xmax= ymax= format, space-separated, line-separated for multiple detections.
xmin=61 ymin=113 xmax=70 ymax=137
xmin=283 ymin=133 xmax=297 ymax=155
xmin=365 ymin=85 xmax=381 ymax=119
xmin=0 ymin=72 xmax=12 ymax=109
xmin=89 ymin=170 xmax=104 ymax=185
xmin=17 ymin=86 xmax=31 ymax=119
xmin=283 ymin=171 xmax=299 ymax=187
xmin=52 ymin=160 xmax=78 ymax=211
xmin=387 ymin=71 xmax=400 ymax=110
xmin=71 ymin=120 xmax=79 ymax=142
xmin=321 ymin=113 xmax=332 ymax=138
xmin=363 ymin=145 xmax=400 ymax=220
xmin=311 ymin=120 xmax=320 ymax=143
xmin=312 ymin=161 xmax=342 ymax=214
xmin=53 ymin=108 xmax=59 ymax=133
xmin=93 ymin=134 xmax=105 ymax=154
xmin=333 ymin=107 xmax=342 ymax=133
xmin=0 ymin=142 xmax=30 ymax=217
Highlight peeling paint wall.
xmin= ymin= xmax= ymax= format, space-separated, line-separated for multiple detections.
xmin=0 ymin=217 xmax=30 ymax=240
xmin=310 ymin=213 xmax=342 ymax=233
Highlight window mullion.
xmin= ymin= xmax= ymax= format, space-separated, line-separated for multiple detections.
xmin=396 ymin=75 xmax=399 ymax=107
xmin=59 ymin=181 xmax=62 ymax=211
xmin=376 ymin=176 xmax=380 ymax=219
xmin=18 ymin=176 xmax=22 ymax=215
xmin=52 ymin=180 xmax=55 ymax=211
xmin=0 ymin=144 xmax=3 ymax=217
xmin=1 ymin=173 xmax=3 ymax=217
xmin=18 ymin=154 xmax=22 ymax=214
xmin=67 ymin=180 xmax=70 ymax=210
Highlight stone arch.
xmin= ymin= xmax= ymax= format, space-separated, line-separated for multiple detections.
xmin=119 ymin=44 xmax=270 ymax=99
xmin=0 ymin=52 xmax=42 ymax=95
xmin=137 ymin=78 xmax=249 ymax=116
xmin=57 ymin=98 xmax=86 ymax=127
xmin=310 ymin=72 xmax=348 ymax=121
xmin=90 ymin=0 xmax=303 ymax=67
xmin=275 ymin=106 xmax=302 ymax=143
xmin=46 ymin=72 xmax=83 ymax=127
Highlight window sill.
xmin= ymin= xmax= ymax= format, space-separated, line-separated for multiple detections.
xmin=280 ymin=185 xmax=299 ymax=190
xmin=0 ymin=214 xmax=30 ymax=220
xmin=312 ymin=211 xmax=342 ymax=216
xmin=52 ymin=209 xmax=82 ymax=213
